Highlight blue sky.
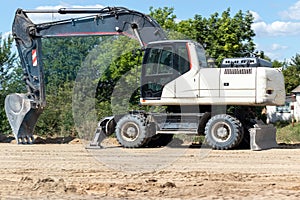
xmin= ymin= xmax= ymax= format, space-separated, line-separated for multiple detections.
xmin=1 ymin=0 xmax=300 ymax=62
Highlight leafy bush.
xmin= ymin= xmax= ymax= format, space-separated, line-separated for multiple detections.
xmin=276 ymin=122 xmax=300 ymax=143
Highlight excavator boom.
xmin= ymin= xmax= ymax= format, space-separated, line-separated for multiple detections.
xmin=6 ymin=6 xmax=167 ymax=143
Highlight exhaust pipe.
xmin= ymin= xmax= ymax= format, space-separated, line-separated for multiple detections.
xmin=5 ymin=93 xmax=43 ymax=144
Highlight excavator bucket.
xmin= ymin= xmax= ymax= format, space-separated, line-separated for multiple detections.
xmin=5 ymin=93 xmax=43 ymax=144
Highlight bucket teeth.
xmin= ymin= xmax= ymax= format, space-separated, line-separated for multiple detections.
xmin=19 ymin=135 xmax=35 ymax=144
xmin=5 ymin=93 xmax=43 ymax=144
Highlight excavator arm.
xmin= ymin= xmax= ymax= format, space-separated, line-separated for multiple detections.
xmin=5 ymin=6 xmax=167 ymax=143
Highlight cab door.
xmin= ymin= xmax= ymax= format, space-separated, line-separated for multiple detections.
xmin=141 ymin=44 xmax=177 ymax=100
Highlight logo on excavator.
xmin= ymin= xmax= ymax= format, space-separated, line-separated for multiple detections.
xmin=224 ymin=68 xmax=252 ymax=74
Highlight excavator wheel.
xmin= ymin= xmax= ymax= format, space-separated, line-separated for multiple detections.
xmin=115 ymin=114 xmax=149 ymax=148
xmin=204 ymin=114 xmax=243 ymax=150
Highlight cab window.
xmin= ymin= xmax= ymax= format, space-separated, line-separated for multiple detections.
xmin=175 ymin=43 xmax=190 ymax=74
xmin=145 ymin=46 xmax=173 ymax=75
xmin=144 ymin=43 xmax=191 ymax=76
xmin=195 ymin=44 xmax=208 ymax=68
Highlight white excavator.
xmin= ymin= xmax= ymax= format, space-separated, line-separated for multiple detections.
xmin=5 ymin=6 xmax=285 ymax=150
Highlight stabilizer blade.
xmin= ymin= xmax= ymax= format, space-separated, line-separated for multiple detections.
xmin=250 ymin=123 xmax=278 ymax=151
xmin=5 ymin=93 xmax=43 ymax=144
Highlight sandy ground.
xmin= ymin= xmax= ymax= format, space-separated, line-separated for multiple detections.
xmin=0 ymin=137 xmax=300 ymax=199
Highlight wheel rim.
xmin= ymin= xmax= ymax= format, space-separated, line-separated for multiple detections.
xmin=211 ymin=122 xmax=231 ymax=143
xmin=121 ymin=122 xmax=140 ymax=142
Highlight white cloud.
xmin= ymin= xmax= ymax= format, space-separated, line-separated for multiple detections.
xmin=2 ymin=31 xmax=12 ymax=39
xmin=252 ymin=20 xmax=300 ymax=37
xmin=280 ymin=0 xmax=300 ymax=20
xmin=271 ymin=43 xmax=288 ymax=51
xmin=249 ymin=11 xmax=262 ymax=23
xmin=255 ymin=43 xmax=288 ymax=61
xmin=262 ymin=48 xmax=282 ymax=61
xmin=265 ymin=51 xmax=279 ymax=60
xmin=27 ymin=4 xmax=104 ymax=24
xmin=34 ymin=4 xmax=104 ymax=10
xmin=251 ymin=1 xmax=300 ymax=37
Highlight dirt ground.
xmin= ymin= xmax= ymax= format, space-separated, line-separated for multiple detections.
xmin=1 ymin=137 xmax=300 ymax=199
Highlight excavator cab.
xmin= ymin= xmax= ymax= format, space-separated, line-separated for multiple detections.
xmin=141 ymin=40 xmax=191 ymax=100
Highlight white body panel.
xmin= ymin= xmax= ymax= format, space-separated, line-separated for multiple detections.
xmin=199 ymin=68 xmax=220 ymax=97
xmin=141 ymin=67 xmax=285 ymax=106
xmin=140 ymin=40 xmax=285 ymax=107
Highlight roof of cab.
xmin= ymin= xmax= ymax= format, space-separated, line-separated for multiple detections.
xmin=147 ymin=40 xmax=193 ymax=45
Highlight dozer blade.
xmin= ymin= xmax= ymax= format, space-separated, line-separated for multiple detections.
xmin=5 ymin=93 xmax=43 ymax=144
xmin=249 ymin=123 xmax=278 ymax=151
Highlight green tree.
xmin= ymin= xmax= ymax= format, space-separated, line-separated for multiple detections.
xmin=283 ymin=65 xmax=300 ymax=94
xmin=149 ymin=7 xmax=187 ymax=40
xmin=283 ymin=54 xmax=300 ymax=94
xmin=0 ymin=34 xmax=23 ymax=134
xmin=290 ymin=53 xmax=300 ymax=70
xmin=149 ymin=7 xmax=177 ymax=30
xmin=91 ymin=36 xmax=142 ymax=118
xmin=177 ymin=8 xmax=255 ymax=63
xmin=36 ymin=37 xmax=100 ymax=136
xmin=272 ymin=60 xmax=285 ymax=68
xmin=36 ymin=81 xmax=75 ymax=136
xmin=42 ymin=37 xmax=99 ymax=88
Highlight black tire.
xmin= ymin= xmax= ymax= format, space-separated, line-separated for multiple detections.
xmin=115 ymin=114 xmax=148 ymax=148
xmin=204 ymin=114 xmax=243 ymax=150
xmin=237 ymin=123 xmax=253 ymax=149
xmin=145 ymin=134 xmax=174 ymax=147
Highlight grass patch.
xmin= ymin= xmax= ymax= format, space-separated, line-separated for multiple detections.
xmin=173 ymin=134 xmax=205 ymax=144
xmin=276 ymin=122 xmax=300 ymax=144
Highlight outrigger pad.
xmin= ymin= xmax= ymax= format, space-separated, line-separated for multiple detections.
xmin=5 ymin=93 xmax=43 ymax=144
xmin=249 ymin=123 xmax=278 ymax=151
xmin=88 ymin=116 xmax=115 ymax=148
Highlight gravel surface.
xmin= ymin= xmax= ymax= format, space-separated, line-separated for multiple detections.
xmin=0 ymin=139 xmax=300 ymax=199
